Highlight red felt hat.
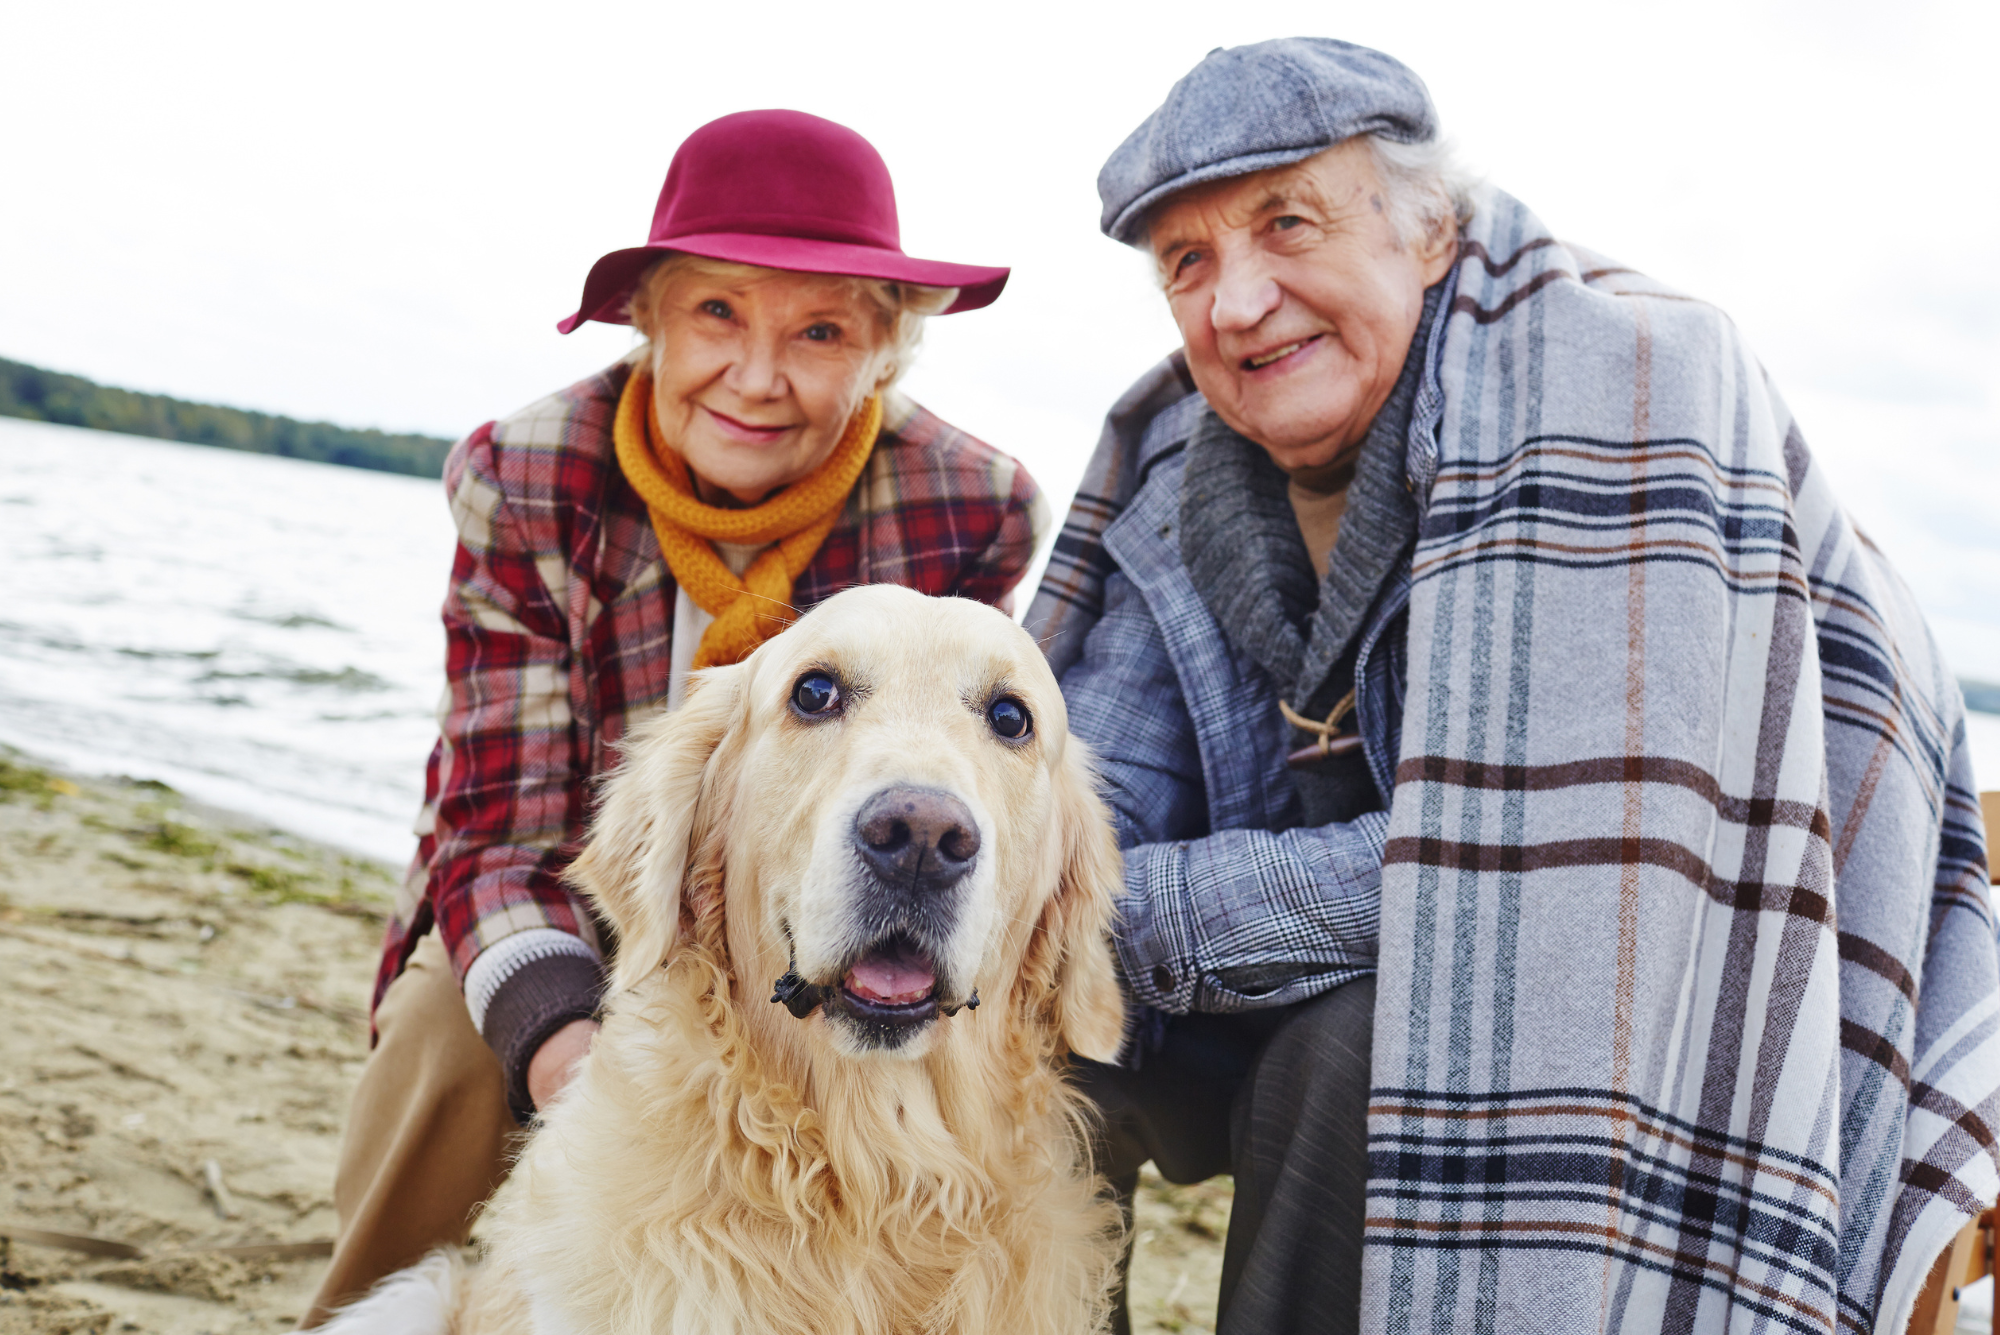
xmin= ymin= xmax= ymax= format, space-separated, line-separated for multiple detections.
xmin=557 ymin=109 xmax=1009 ymax=334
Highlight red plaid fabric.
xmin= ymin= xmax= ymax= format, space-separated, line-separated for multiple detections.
xmin=376 ymin=360 xmax=1045 ymax=1010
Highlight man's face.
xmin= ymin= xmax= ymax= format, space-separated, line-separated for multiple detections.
xmin=1148 ymin=139 xmax=1457 ymax=472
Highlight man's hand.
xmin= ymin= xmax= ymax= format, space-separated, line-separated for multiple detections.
xmin=526 ymin=1018 xmax=600 ymax=1111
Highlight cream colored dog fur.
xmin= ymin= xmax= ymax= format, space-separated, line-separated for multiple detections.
xmin=324 ymin=585 xmax=1129 ymax=1335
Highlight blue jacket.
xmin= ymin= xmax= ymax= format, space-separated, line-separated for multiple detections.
xmin=1060 ymin=394 xmax=1408 ymax=1015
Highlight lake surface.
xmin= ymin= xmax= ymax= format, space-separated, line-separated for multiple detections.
xmin=0 ymin=417 xmax=455 ymax=863
xmin=2 ymin=415 xmax=1997 ymax=866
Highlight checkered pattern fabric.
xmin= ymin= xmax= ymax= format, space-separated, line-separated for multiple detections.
xmin=1058 ymin=431 xmax=1408 ymax=1013
xmin=377 ymin=360 xmax=1045 ymax=1012
xmin=1025 ymin=352 xmax=1194 ymax=683
xmin=1030 ymin=186 xmax=1996 ymax=1331
xmin=1368 ymin=192 xmax=1995 ymax=1333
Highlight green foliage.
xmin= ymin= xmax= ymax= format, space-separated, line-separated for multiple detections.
xmin=0 ymin=356 xmax=452 ymax=478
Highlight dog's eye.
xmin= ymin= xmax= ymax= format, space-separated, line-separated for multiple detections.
xmin=988 ymin=696 xmax=1032 ymax=740
xmin=791 ymin=672 xmax=840 ymax=715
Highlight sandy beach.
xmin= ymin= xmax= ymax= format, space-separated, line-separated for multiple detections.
xmin=0 ymin=750 xmax=393 ymax=1334
xmin=0 ymin=751 xmax=1230 ymax=1335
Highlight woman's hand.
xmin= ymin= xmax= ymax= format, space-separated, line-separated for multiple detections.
xmin=527 ymin=1018 xmax=601 ymax=1111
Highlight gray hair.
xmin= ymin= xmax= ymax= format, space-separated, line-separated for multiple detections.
xmin=1365 ymin=133 xmax=1480 ymax=250
xmin=624 ymin=254 xmax=956 ymax=392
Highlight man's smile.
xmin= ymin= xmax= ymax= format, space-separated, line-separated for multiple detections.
xmin=1240 ymin=333 xmax=1326 ymax=372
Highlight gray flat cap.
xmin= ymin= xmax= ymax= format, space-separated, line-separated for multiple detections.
xmin=1098 ymin=38 xmax=1438 ymax=245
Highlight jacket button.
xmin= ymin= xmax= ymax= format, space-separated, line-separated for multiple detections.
xmin=1152 ymin=965 xmax=1175 ymax=994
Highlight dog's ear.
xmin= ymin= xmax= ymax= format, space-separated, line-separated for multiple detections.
xmin=1040 ymin=737 xmax=1128 ymax=1064
xmin=567 ymin=665 xmax=745 ymax=993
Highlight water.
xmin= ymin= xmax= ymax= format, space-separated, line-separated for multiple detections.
xmin=2 ymin=415 xmax=1998 ymax=868
xmin=0 ymin=416 xmax=456 ymax=864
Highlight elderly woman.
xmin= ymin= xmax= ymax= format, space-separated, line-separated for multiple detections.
xmin=1031 ymin=37 xmax=1989 ymax=1335
xmin=304 ymin=109 xmax=1042 ymax=1326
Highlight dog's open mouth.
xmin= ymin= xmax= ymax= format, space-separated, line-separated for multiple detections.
xmin=825 ymin=934 xmax=945 ymax=1045
xmin=840 ymin=934 xmax=938 ymax=1013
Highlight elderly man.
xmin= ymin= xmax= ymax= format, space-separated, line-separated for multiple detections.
xmin=1032 ymin=38 xmax=1996 ymax=1335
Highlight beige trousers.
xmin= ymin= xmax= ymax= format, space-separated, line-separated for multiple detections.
xmin=301 ymin=931 xmax=520 ymax=1329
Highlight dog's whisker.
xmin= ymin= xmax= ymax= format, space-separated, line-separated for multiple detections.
xmin=466 ymin=586 xmax=1127 ymax=1329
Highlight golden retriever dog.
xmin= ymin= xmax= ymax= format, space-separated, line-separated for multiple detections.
xmin=324 ymin=585 xmax=1128 ymax=1335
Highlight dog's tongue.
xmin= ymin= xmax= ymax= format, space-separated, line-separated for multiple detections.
xmin=845 ymin=946 xmax=936 ymax=1005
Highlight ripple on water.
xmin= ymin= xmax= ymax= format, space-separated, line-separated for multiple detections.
xmin=0 ymin=416 xmax=457 ymax=862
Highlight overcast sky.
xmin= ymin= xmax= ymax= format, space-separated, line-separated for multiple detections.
xmin=6 ymin=0 xmax=1997 ymax=672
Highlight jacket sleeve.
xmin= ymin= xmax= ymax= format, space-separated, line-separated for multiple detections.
xmin=420 ymin=424 xmax=604 ymax=1121
xmin=1061 ymin=569 xmax=1386 ymax=1016
xmin=952 ymin=456 xmax=1049 ymax=612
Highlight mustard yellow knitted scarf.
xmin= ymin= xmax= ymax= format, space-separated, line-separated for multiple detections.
xmin=613 ymin=368 xmax=881 ymax=669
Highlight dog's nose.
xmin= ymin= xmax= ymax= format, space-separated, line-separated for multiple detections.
xmin=855 ymin=788 xmax=980 ymax=889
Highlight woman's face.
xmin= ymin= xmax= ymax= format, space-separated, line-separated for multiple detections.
xmin=649 ymin=267 xmax=890 ymax=506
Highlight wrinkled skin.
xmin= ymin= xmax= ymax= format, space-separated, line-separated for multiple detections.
xmin=648 ymin=266 xmax=891 ymax=506
xmin=1148 ymin=138 xmax=1458 ymax=473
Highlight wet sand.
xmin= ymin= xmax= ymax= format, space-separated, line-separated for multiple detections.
xmin=0 ymin=752 xmax=1227 ymax=1334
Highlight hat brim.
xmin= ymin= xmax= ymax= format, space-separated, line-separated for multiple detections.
xmin=557 ymin=234 xmax=1009 ymax=334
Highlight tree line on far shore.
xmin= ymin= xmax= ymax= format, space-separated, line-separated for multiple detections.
xmin=0 ymin=357 xmax=452 ymax=478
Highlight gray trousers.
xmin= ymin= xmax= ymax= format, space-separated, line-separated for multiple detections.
xmin=1077 ymin=976 xmax=1376 ymax=1335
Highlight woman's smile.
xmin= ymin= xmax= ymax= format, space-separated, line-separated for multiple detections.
xmin=649 ymin=268 xmax=892 ymax=505
xmin=699 ymin=404 xmax=800 ymax=445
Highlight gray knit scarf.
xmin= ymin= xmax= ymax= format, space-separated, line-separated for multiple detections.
xmin=1178 ymin=283 xmax=1439 ymax=820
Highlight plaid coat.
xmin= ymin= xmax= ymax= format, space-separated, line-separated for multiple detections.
xmin=1030 ymin=187 xmax=1996 ymax=1331
xmin=378 ymin=360 xmax=1044 ymax=1107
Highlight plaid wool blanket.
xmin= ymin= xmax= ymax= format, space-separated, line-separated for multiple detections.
xmin=1030 ymin=187 xmax=1997 ymax=1332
